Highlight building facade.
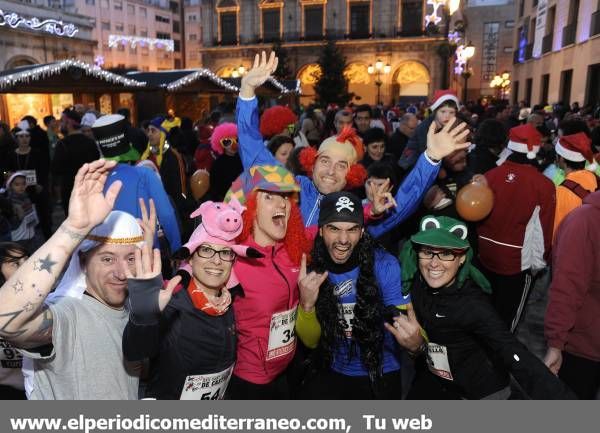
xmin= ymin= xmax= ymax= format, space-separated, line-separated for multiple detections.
xmin=461 ymin=0 xmax=517 ymax=101
xmin=190 ymin=0 xmax=447 ymax=106
xmin=0 ymin=0 xmax=96 ymax=69
xmin=511 ymin=0 xmax=600 ymax=108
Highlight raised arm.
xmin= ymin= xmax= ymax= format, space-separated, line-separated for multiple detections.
xmin=0 ymin=160 xmax=122 ymax=348
xmin=236 ymin=51 xmax=281 ymax=169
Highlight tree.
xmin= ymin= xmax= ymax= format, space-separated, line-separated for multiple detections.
xmin=314 ymin=40 xmax=352 ymax=107
xmin=272 ymin=40 xmax=292 ymax=79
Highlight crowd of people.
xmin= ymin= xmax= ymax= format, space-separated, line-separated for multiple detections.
xmin=0 ymin=51 xmax=598 ymax=400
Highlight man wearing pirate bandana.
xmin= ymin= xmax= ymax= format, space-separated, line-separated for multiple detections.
xmin=295 ymin=191 xmax=418 ymax=399
xmin=0 ymin=160 xmax=177 ymax=399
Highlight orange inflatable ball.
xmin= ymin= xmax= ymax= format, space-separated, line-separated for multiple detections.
xmin=190 ymin=170 xmax=210 ymax=201
xmin=456 ymin=182 xmax=494 ymax=222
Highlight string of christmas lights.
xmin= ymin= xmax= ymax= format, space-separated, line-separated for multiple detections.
xmin=0 ymin=9 xmax=79 ymax=37
xmin=0 ymin=59 xmax=147 ymax=90
xmin=266 ymin=77 xmax=302 ymax=95
xmin=108 ymin=35 xmax=174 ymax=52
xmin=166 ymin=69 xmax=239 ymax=92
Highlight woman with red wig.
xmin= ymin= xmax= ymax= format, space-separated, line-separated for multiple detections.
xmin=223 ymin=164 xmax=312 ymax=399
xmin=236 ymin=52 xmax=471 ymax=240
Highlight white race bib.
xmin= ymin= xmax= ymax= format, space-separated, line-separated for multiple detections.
xmin=266 ymin=307 xmax=297 ymax=361
xmin=179 ymin=364 xmax=234 ymax=400
xmin=21 ymin=170 xmax=37 ymax=186
xmin=0 ymin=339 xmax=23 ymax=369
xmin=338 ymin=303 xmax=356 ymax=338
xmin=426 ymin=342 xmax=453 ymax=381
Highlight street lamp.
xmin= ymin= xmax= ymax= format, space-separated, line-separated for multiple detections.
xmin=460 ymin=42 xmax=475 ymax=102
xmin=426 ymin=0 xmax=462 ymax=89
xmin=490 ymin=71 xmax=511 ymax=100
xmin=367 ymin=59 xmax=391 ymax=105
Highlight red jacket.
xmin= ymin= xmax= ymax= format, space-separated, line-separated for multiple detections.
xmin=477 ymin=161 xmax=555 ymax=275
xmin=232 ymin=236 xmax=299 ymax=384
xmin=545 ymin=191 xmax=600 ymax=362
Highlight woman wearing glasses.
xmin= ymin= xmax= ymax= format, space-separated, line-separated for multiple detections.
xmin=122 ymin=200 xmax=259 ymax=400
xmin=208 ymin=123 xmax=243 ymax=202
xmin=387 ymin=215 xmax=574 ymax=399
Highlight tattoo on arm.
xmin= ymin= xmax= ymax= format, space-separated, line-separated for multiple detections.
xmin=12 ymin=279 xmax=24 ymax=294
xmin=29 ymin=308 xmax=53 ymax=341
xmin=33 ymin=254 xmax=58 ymax=274
xmin=59 ymin=225 xmax=85 ymax=241
xmin=0 ymin=309 xmax=27 ymax=338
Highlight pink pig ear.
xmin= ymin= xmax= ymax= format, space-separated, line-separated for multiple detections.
xmin=190 ymin=201 xmax=214 ymax=219
xmin=228 ymin=196 xmax=246 ymax=214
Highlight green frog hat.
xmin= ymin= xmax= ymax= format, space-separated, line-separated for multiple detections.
xmin=399 ymin=215 xmax=491 ymax=294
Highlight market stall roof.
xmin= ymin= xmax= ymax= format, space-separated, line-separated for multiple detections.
xmin=0 ymin=60 xmax=147 ymax=93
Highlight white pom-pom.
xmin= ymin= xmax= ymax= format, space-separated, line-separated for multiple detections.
xmin=526 ymin=151 xmax=536 ymax=159
xmin=587 ymin=162 xmax=598 ymax=172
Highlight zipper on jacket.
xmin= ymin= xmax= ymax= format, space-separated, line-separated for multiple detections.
xmin=306 ymin=194 xmax=323 ymax=227
xmin=271 ymin=246 xmax=292 ymax=309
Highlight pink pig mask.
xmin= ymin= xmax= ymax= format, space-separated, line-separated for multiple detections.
xmin=174 ymin=197 xmax=262 ymax=260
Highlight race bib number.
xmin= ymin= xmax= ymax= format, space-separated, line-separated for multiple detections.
xmin=266 ymin=307 xmax=297 ymax=361
xmin=21 ymin=170 xmax=37 ymax=186
xmin=179 ymin=364 xmax=234 ymax=400
xmin=0 ymin=339 xmax=23 ymax=369
xmin=338 ymin=303 xmax=356 ymax=338
xmin=426 ymin=342 xmax=453 ymax=381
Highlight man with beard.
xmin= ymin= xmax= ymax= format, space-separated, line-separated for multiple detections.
xmin=51 ymin=108 xmax=100 ymax=214
xmin=295 ymin=192 xmax=423 ymax=399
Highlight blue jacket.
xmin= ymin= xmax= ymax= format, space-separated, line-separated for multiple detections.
xmin=105 ymin=163 xmax=182 ymax=252
xmin=236 ymin=97 xmax=440 ymax=238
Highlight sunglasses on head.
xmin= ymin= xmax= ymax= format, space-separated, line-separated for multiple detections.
xmin=220 ymin=137 xmax=237 ymax=148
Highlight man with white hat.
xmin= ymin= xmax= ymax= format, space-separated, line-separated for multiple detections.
xmin=0 ymin=159 xmax=177 ymax=399
xmin=476 ymin=123 xmax=556 ymax=333
xmin=552 ymin=132 xmax=599 ymax=235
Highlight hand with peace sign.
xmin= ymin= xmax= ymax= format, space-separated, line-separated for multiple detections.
xmin=240 ymin=51 xmax=279 ymax=99
xmin=425 ymin=118 xmax=471 ymax=162
xmin=367 ymin=178 xmax=398 ymax=216
xmin=298 ymin=254 xmax=328 ymax=313
xmin=384 ymin=303 xmax=425 ymax=354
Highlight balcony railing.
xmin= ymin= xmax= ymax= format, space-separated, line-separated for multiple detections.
xmin=562 ymin=23 xmax=576 ymax=47
xmin=513 ymin=49 xmax=521 ymax=64
xmin=542 ymin=33 xmax=553 ymax=54
xmin=395 ymin=27 xmax=426 ymax=37
xmin=591 ymin=10 xmax=600 ymax=37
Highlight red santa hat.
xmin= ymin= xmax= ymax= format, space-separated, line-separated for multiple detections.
xmin=555 ymin=132 xmax=597 ymax=171
xmin=430 ymin=89 xmax=461 ymax=112
xmin=507 ymin=123 xmax=542 ymax=159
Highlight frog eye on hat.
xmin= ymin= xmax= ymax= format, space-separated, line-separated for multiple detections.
xmin=421 ymin=216 xmax=441 ymax=231
xmin=448 ymin=224 xmax=468 ymax=240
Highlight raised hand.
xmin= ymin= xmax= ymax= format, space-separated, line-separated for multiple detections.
xmin=384 ymin=303 xmax=425 ymax=353
xmin=298 ymin=254 xmax=328 ymax=313
xmin=368 ymin=178 xmax=398 ymax=216
xmin=138 ymin=198 xmax=157 ymax=248
xmin=66 ymin=159 xmax=122 ymax=232
xmin=425 ymin=119 xmax=471 ymax=161
xmin=240 ymin=51 xmax=279 ymax=99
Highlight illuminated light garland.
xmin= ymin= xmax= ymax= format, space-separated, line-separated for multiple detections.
xmin=166 ymin=69 xmax=240 ymax=92
xmin=108 ymin=35 xmax=174 ymax=52
xmin=94 ymin=55 xmax=105 ymax=67
xmin=0 ymin=59 xmax=147 ymax=90
xmin=266 ymin=77 xmax=302 ymax=95
xmin=0 ymin=9 xmax=79 ymax=37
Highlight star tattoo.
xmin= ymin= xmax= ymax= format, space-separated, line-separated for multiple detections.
xmin=34 ymin=254 xmax=57 ymax=274
xmin=23 ymin=302 xmax=35 ymax=312
xmin=12 ymin=279 xmax=24 ymax=294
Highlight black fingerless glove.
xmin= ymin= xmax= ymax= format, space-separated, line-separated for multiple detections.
xmin=127 ymin=275 xmax=163 ymax=325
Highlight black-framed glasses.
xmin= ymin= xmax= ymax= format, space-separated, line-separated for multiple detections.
xmin=194 ymin=245 xmax=236 ymax=262
xmin=417 ymin=249 xmax=461 ymax=262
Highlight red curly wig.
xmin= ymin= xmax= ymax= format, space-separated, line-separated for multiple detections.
xmin=238 ymin=191 xmax=312 ymax=266
xmin=260 ymin=106 xmax=298 ymax=139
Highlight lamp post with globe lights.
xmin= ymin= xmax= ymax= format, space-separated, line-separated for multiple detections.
xmin=367 ymin=60 xmax=391 ymax=105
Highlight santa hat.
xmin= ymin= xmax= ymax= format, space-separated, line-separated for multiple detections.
xmin=430 ymin=89 xmax=460 ymax=112
xmin=259 ymin=105 xmax=297 ymax=139
xmin=507 ymin=123 xmax=542 ymax=159
xmin=210 ymin=122 xmax=237 ymax=155
xmin=298 ymin=126 xmax=367 ymax=189
xmin=556 ymin=132 xmax=597 ymax=171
